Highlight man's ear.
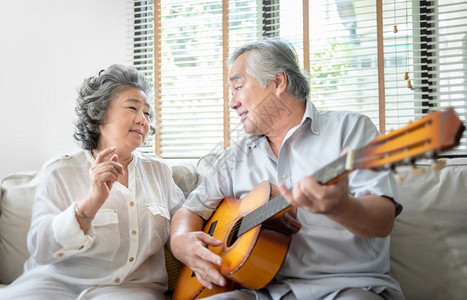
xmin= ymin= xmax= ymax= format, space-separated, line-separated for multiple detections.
xmin=273 ymin=72 xmax=288 ymax=94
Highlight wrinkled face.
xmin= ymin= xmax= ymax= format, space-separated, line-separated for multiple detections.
xmin=228 ymin=53 xmax=282 ymax=136
xmin=97 ymin=87 xmax=151 ymax=153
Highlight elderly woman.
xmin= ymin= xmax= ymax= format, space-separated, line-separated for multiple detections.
xmin=1 ymin=64 xmax=184 ymax=299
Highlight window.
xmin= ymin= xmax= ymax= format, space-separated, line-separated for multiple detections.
xmin=133 ymin=0 xmax=155 ymax=153
xmin=133 ymin=0 xmax=467 ymax=158
xmin=384 ymin=0 xmax=467 ymax=151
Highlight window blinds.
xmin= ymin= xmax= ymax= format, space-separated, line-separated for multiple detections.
xmin=384 ymin=0 xmax=467 ymax=151
xmin=133 ymin=0 xmax=467 ymax=157
xmin=421 ymin=0 xmax=467 ymax=151
xmin=134 ymin=1 xmax=156 ymax=153
xmin=305 ymin=0 xmax=382 ymax=125
xmin=151 ymin=0 xmax=272 ymax=158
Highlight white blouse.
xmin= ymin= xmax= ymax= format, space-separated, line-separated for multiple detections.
xmin=25 ymin=150 xmax=184 ymax=292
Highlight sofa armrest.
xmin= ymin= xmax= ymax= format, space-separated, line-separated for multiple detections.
xmin=0 ymin=171 xmax=39 ymax=284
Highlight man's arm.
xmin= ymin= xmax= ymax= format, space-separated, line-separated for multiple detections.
xmin=170 ymin=207 xmax=227 ymax=289
xmin=279 ymin=175 xmax=395 ymax=237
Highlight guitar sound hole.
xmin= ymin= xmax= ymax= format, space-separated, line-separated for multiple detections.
xmin=226 ymin=218 xmax=242 ymax=247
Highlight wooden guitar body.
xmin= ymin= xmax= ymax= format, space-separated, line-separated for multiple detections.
xmin=173 ymin=181 xmax=301 ymax=300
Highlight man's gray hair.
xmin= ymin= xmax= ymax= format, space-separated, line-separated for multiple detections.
xmin=228 ymin=38 xmax=310 ymax=102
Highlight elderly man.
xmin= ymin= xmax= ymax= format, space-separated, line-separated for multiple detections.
xmin=170 ymin=38 xmax=404 ymax=300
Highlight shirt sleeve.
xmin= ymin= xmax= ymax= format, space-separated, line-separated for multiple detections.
xmin=183 ymin=149 xmax=234 ymax=220
xmin=342 ymin=114 xmax=403 ymax=215
xmin=166 ymin=173 xmax=186 ymax=217
xmin=27 ymin=168 xmax=96 ymax=265
xmin=52 ymin=203 xmax=95 ymax=255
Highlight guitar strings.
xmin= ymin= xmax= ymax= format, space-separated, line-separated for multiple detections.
xmin=207 ymin=203 xmax=264 ymax=241
xmin=203 ymin=196 xmax=281 ymax=242
xmin=210 ymin=154 xmax=351 ymax=241
xmin=208 ymin=151 xmax=362 ymax=242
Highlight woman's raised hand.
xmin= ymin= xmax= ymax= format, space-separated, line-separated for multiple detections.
xmin=88 ymin=147 xmax=125 ymax=204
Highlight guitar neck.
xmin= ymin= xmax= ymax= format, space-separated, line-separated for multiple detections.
xmin=235 ymin=108 xmax=465 ymax=238
xmin=238 ymin=152 xmax=354 ymax=236
xmin=313 ymin=151 xmax=354 ymax=185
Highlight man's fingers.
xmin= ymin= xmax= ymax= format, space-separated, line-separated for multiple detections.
xmin=196 ymin=234 xmax=223 ymax=266
xmin=279 ymin=183 xmax=293 ymax=202
xmin=193 ymin=261 xmax=226 ymax=288
xmin=196 ymin=275 xmax=215 ymax=290
xmin=171 ymin=231 xmax=227 ymax=288
xmin=191 ymin=233 xmax=226 ymax=287
xmin=200 ymin=233 xmax=223 ymax=247
xmin=196 ymin=271 xmax=226 ymax=289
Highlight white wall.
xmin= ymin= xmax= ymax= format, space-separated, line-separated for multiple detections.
xmin=0 ymin=0 xmax=132 ymax=180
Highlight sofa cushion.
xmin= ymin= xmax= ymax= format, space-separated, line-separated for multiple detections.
xmin=0 ymin=171 xmax=39 ymax=284
xmin=390 ymin=157 xmax=467 ymax=300
xmin=171 ymin=162 xmax=199 ymax=198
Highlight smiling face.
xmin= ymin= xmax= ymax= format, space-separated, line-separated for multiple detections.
xmin=228 ymin=52 xmax=285 ymax=136
xmin=228 ymin=53 xmax=273 ymax=135
xmin=97 ymin=87 xmax=151 ymax=155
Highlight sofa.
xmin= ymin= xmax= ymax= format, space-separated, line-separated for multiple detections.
xmin=1 ymin=155 xmax=466 ymax=299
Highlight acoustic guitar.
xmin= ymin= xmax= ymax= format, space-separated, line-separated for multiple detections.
xmin=172 ymin=108 xmax=465 ymax=300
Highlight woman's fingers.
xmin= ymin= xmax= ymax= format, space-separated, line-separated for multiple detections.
xmin=88 ymin=147 xmax=125 ymax=202
xmin=109 ymin=154 xmax=125 ymax=176
xmin=94 ymin=146 xmax=116 ymax=164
